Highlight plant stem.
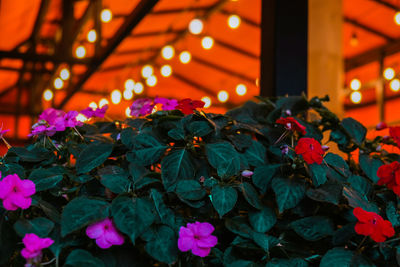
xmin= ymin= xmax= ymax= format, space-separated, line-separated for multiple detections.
xmin=357 ymin=236 xmax=368 ymax=251
xmin=73 ymin=127 xmax=84 ymax=140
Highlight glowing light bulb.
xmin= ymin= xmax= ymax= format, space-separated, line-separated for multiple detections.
xmin=87 ymin=29 xmax=97 ymax=43
xmin=124 ymin=79 xmax=135 ymax=91
xmin=125 ymin=107 xmax=132 ymax=118
xmin=350 ymin=79 xmax=361 ymax=91
xmin=189 ymin=18 xmax=203 ymax=35
xmin=134 ymin=82 xmax=144 ymax=94
xmin=43 ymin=89 xmax=53 ymax=101
xmin=384 ymin=67 xmax=395 ymax=80
xmin=101 ymin=9 xmax=112 ymax=23
xmin=350 ymin=32 xmax=359 ymax=47
xmin=201 ymin=36 xmax=214 ymax=50
xmin=161 ymin=65 xmax=172 ymax=77
xmin=228 ymin=14 xmax=241 ymax=29
xmin=76 ymin=113 xmax=88 ymax=122
xmin=161 ymin=45 xmax=175 ymax=60
xmin=60 ymin=68 xmax=70 ymax=80
xmin=395 ymin=11 xmax=400 ymax=25
xmin=391 ymin=79 xmax=400 ymax=92
xmin=201 ymin=96 xmax=211 ymax=108
xmin=255 ymin=78 xmax=259 ymax=87
xmin=218 ymin=90 xmax=229 ymax=103
xmin=236 ymin=84 xmax=247 ymax=96
xmin=75 ymin=46 xmax=86 ymax=59
xmin=99 ymin=98 xmax=109 ymax=108
xmin=146 ymin=75 xmax=157 ymax=87
xmin=111 ymin=89 xmax=122 ymax=104
xmin=179 ymin=51 xmax=191 ymax=64
xmin=141 ymin=65 xmax=153 ymax=78
xmin=350 ymin=91 xmax=362 ymax=104
xmin=89 ymin=102 xmax=98 ymax=109
xmin=123 ymin=89 xmax=134 ymax=100
xmin=54 ymin=78 xmax=64 ymax=89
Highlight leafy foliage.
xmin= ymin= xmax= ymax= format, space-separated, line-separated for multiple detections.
xmin=1 ymin=95 xmax=400 ymax=266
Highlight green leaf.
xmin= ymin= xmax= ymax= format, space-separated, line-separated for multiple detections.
xmin=225 ymin=216 xmax=253 ymax=239
xmin=128 ymin=134 xmax=167 ymax=166
xmin=187 ymin=121 xmax=213 ymax=137
xmin=341 ymin=117 xmax=366 ymax=145
xmin=70 ymin=174 xmax=93 ymax=183
xmin=387 ymin=202 xmax=400 ymax=227
xmin=290 ymin=216 xmax=334 ymax=241
xmin=150 ymin=189 xmax=175 ymax=228
xmin=144 ymin=225 xmax=178 ymax=264
xmin=320 ymin=247 xmax=354 ymax=267
xmin=306 ymin=179 xmax=343 ymax=205
xmin=324 ymin=153 xmax=350 ymax=177
xmin=359 ymin=154 xmax=383 ymax=183
xmin=168 ymin=123 xmax=185 ymax=140
xmin=98 ymin=165 xmax=131 ymax=194
xmin=332 ymin=223 xmax=356 ymax=246
xmin=111 ymin=196 xmax=155 ymax=244
xmin=176 ymin=180 xmax=206 ymax=201
xmin=8 ymin=147 xmax=51 ymax=162
xmin=271 ymin=177 xmax=305 ymax=213
xmin=348 ymin=175 xmax=372 ymax=199
xmin=251 ymin=232 xmax=279 ymax=252
xmin=14 ymin=217 xmax=54 ymax=238
xmin=206 ymin=142 xmax=241 ymax=178
xmin=229 ymin=260 xmax=258 ymax=267
xmin=343 ymin=185 xmax=379 ymax=213
xmin=28 ymin=167 xmax=64 ymax=191
xmin=266 ymin=258 xmax=308 ymax=267
xmin=61 ymin=197 xmax=109 ymax=237
xmin=65 ymin=249 xmax=105 ymax=267
xmin=244 ymin=140 xmax=267 ymax=167
xmin=76 ymin=143 xmax=113 ymax=174
xmin=248 ymin=206 xmax=276 ymax=233
xmin=161 ymin=149 xmax=194 ymax=192
xmin=0 ymin=219 xmax=17 ymax=264
xmin=252 ymin=164 xmax=280 ymax=193
xmin=240 ymin=182 xmax=262 ymax=209
xmin=211 ymin=185 xmax=238 ymax=217
xmin=309 ymin=163 xmax=327 ymax=186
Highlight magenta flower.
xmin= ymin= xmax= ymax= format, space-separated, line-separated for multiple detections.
xmin=29 ymin=124 xmax=57 ymax=137
xmin=86 ymin=218 xmax=124 ymax=249
xmin=155 ymin=97 xmax=179 ymax=111
xmin=178 ymin=221 xmax=218 ymax=257
xmin=80 ymin=105 xmax=108 ymax=119
xmin=130 ymin=98 xmax=154 ymax=117
xmin=0 ymin=126 xmax=9 ymax=137
xmin=21 ymin=233 xmax=54 ymax=260
xmin=241 ymin=170 xmax=254 ymax=177
xmin=38 ymin=108 xmax=66 ymax=131
xmin=0 ymin=174 xmax=35 ymax=210
xmin=64 ymin=111 xmax=83 ymax=128
xmin=80 ymin=107 xmax=95 ymax=118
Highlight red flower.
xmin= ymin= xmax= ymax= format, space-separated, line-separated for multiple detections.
xmin=276 ymin=117 xmax=306 ymax=135
xmin=177 ymin=99 xmax=205 ymax=115
xmin=389 ymin=126 xmax=400 ymax=146
xmin=377 ymin=161 xmax=400 ymax=196
xmin=294 ymin=138 xmax=324 ymax=164
xmin=353 ymin=207 xmax=395 ymax=243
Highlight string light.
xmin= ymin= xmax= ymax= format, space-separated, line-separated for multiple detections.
xmin=395 ymin=11 xmax=400 ymax=25
xmin=255 ymin=78 xmax=259 ymax=87
xmin=350 ymin=79 xmax=361 ymax=91
xmin=350 ymin=91 xmax=362 ymax=104
xmin=101 ymin=9 xmax=112 ymax=23
xmin=111 ymin=89 xmax=122 ymax=104
xmin=201 ymin=36 xmax=214 ymax=50
xmin=124 ymin=79 xmax=135 ymax=91
xmin=60 ymin=68 xmax=70 ymax=80
xmin=75 ymin=45 xmax=86 ymax=59
xmin=228 ymin=14 xmax=241 ymax=29
xmin=76 ymin=114 xmax=88 ymax=122
xmin=146 ymin=75 xmax=157 ymax=87
xmin=125 ymin=107 xmax=132 ymax=118
xmin=201 ymin=96 xmax=211 ymax=108
xmin=384 ymin=67 xmax=395 ymax=80
xmin=54 ymin=78 xmax=63 ymax=89
xmin=141 ymin=65 xmax=153 ymax=78
xmin=179 ymin=51 xmax=191 ymax=64
xmin=89 ymin=102 xmax=98 ymax=109
xmin=123 ymin=89 xmax=134 ymax=100
xmin=217 ymin=90 xmax=229 ymax=103
xmin=161 ymin=45 xmax=175 ymax=60
xmin=134 ymin=82 xmax=144 ymax=94
xmin=236 ymin=84 xmax=247 ymax=96
xmin=99 ymin=98 xmax=109 ymax=108
xmin=390 ymin=79 xmax=400 ymax=92
xmin=188 ymin=18 xmax=203 ymax=35
xmin=350 ymin=32 xmax=359 ymax=47
xmin=87 ymin=30 xmax=97 ymax=43
xmin=43 ymin=89 xmax=53 ymax=101
xmin=160 ymin=65 xmax=172 ymax=77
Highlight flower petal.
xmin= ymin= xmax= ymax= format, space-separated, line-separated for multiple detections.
xmin=95 ymin=235 xmax=112 ymax=249
xmin=0 ymin=179 xmax=13 ymax=199
xmin=179 ymin=226 xmax=194 ymax=238
xmin=196 ymin=222 xmax=215 ymax=237
xmin=178 ymin=237 xmax=194 ymax=252
xmin=197 ymin=235 xmax=218 ymax=248
xmin=191 ymin=243 xmax=211 ymax=257
xmin=2 ymin=197 xmax=18 ymax=210
xmin=86 ymin=222 xmax=105 ymax=239
xmin=354 ymin=222 xmax=374 ymax=236
xmin=105 ymin=229 xmax=124 ymax=245
xmin=9 ymin=193 xmax=31 ymax=209
xmin=19 ymin=180 xmax=36 ymax=197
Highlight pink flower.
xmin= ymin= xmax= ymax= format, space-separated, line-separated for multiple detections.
xmin=29 ymin=124 xmax=57 ymax=137
xmin=64 ymin=111 xmax=83 ymax=128
xmin=0 ymin=123 xmax=9 ymax=137
xmin=178 ymin=221 xmax=218 ymax=257
xmin=38 ymin=108 xmax=66 ymax=131
xmin=241 ymin=170 xmax=253 ymax=177
xmin=21 ymin=233 xmax=54 ymax=260
xmin=130 ymin=98 xmax=154 ymax=117
xmin=0 ymin=174 xmax=35 ymax=210
xmin=86 ymin=218 xmax=124 ymax=249
xmin=155 ymin=97 xmax=179 ymax=111
xmin=80 ymin=105 xmax=108 ymax=119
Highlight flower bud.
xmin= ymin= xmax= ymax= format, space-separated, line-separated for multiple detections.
xmin=321 ymin=145 xmax=330 ymax=152
xmin=241 ymin=170 xmax=253 ymax=177
xmin=280 ymin=144 xmax=289 ymax=155
xmin=284 ymin=109 xmax=292 ymax=116
xmin=376 ymin=122 xmax=387 ymax=131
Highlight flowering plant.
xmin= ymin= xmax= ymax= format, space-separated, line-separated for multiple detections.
xmin=2 ymin=95 xmax=400 ymax=266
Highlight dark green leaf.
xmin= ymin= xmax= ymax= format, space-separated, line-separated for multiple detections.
xmin=309 ymin=163 xmax=327 ymax=187
xmin=14 ymin=217 xmax=54 ymax=238
xmin=144 ymin=225 xmax=178 ymax=264
xmin=251 ymin=232 xmax=279 ymax=252
xmin=244 ymin=140 xmax=267 ymax=167
xmin=161 ymin=149 xmax=194 ymax=192
xmin=343 ymin=185 xmax=379 ymax=213
xmin=248 ymin=206 xmax=276 ymax=233
xmin=128 ymin=134 xmax=167 ymax=165
xmin=320 ymin=247 xmax=354 ymax=267
xmin=306 ymin=179 xmax=342 ymax=205
xmin=290 ymin=216 xmax=334 ymax=241
xmin=176 ymin=180 xmax=206 ymax=201
xmin=225 ymin=216 xmax=253 ymax=239
xmin=387 ymin=202 xmax=400 ymax=227
xmin=324 ymin=153 xmax=350 ymax=177
xmin=348 ymin=175 xmax=372 ymax=199
xmin=332 ymin=223 xmax=355 ymax=246
xmin=70 ymin=174 xmax=93 ymax=183
xmin=98 ymin=165 xmax=131 ymax=194
xmin=341 ymin=117 xmax=366 ymax=145
xmin=240 ymin=182 xmax=262 ymax=209
xmin=76 ymin=143 xmax=113 ymax=174
xmin=266 ymin=258 xmax=308 ymax=267
xmin=111 ymin=196 xmax=155 ymax=244
xmin=211 ymin=185 xmax=238 ymax=217
xmin=61 ymin=197 xmax=109 ymax=236
xmin=65 ymin=249 xmax=105 ymax=267
xmin=150 ymin=189 xmax=175 ymax=228
xmin=168 ymin=123 xmax=185 ymax=140
xmin=359 ymin=154 xmax=383 ymax=183
xmin=120 ymin=127 xmax=135 ymax=148
xmin=229 ymin=260 xmax=258 ymax=267
xmin=206 ymin=142 xmax=241 ymax=178
xmin=28 ymin=167 xmax=64 ymax=191
xmin=0 ymin=219 xmax=17 ymax=264
xmin=8 ymin=147 xmax=51 ymax=162
xmin=271 ymin=177 xmax=306 ymax=213
xmin=187 ymin=121 xmax=212 ymax=137
xmin=252 ymin=164 xmax=280 ymax=193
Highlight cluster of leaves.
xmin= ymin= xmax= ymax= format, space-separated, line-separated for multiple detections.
xmin=1 ymin=95 xmax=400 ymax=266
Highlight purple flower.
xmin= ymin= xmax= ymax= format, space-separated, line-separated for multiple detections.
xmin=0 ymin=173 xmax=35 ymax=210
xmin=0 ymin=124 xmax=9 ymax=138
xmin=86 ymin=218 xmax=125 ymax=249
xmin=21 ymin=233 xmax=53 ymax=261
xmin=130 ymin=98 xmax=154 ymax=117
xmin=38 ymin=108 xmax=66 ymax=131
xmin=80 ymin=107 xmax=95 ymax=118
xmin=64 ymin=111 xmax=83 ymax=128
xmin=80 ymin=105 xmax=108 ymax=119
xmin=29 ymin=124 xmax=57 ymax=137
xmin=280 ymin=144 xmax=289 ymax=155
xmin=155 ymin=97 xmax=179 ymax=111
xmin=178 ymin=221 xmax=218 ymax=257
xmin=241 ymin=170 xmax=253 ymax=177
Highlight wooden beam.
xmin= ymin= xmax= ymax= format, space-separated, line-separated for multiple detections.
xmin=369 ymin=0 xmax=398 ymax=11
xmin=219 ymin=9 xmax=260 ymax=28
xmin=344 ymin=17 xmax=394 ymax=41
xmin=212 ymin=37 xmax=259 ymax=59
xmin=0 ymin=50 xmax=90 ymax=64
